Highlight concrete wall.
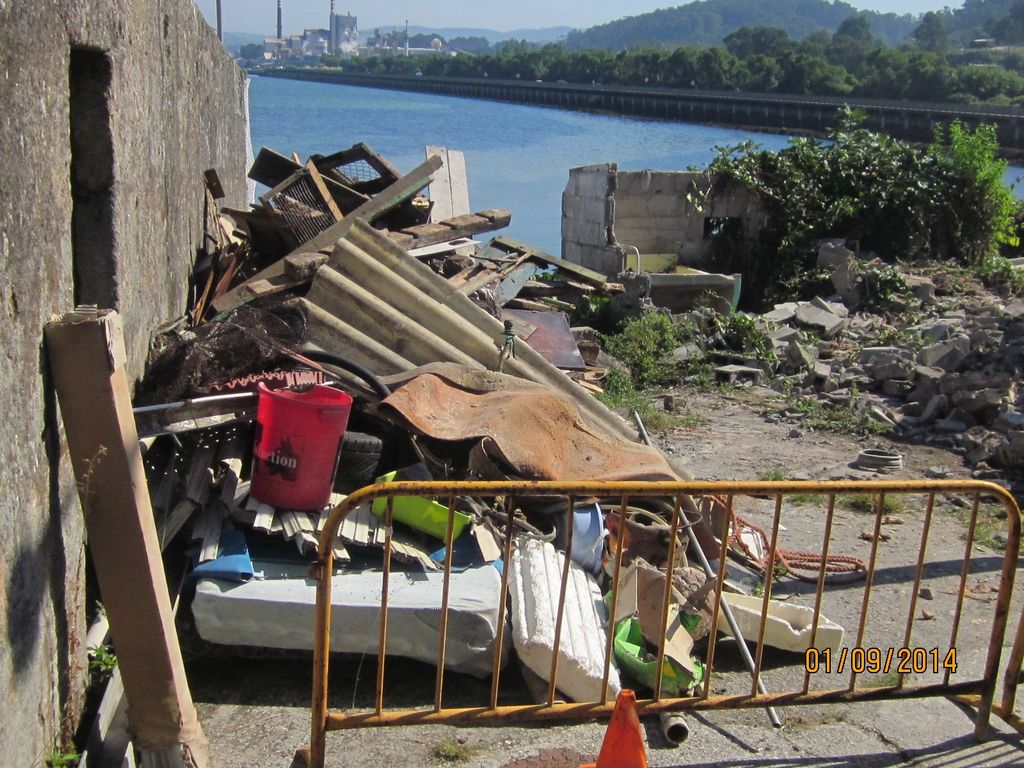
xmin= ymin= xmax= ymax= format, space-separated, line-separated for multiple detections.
xmin=561 ymin=164 xmax=623 ymax=275
xmin=562 ymin=165 xmax=763 ymax=275
xmin=0 ymin=2 xmax=248 ymax=764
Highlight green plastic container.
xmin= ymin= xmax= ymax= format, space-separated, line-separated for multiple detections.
xmin=370 ymin=470 xmax=471 ymax=541
xmin=611 ymin=618 xmax=704 ymax=696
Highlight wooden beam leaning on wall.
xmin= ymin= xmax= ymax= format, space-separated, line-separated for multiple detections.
xmin=45 ymin=309 xmax=209 ymax=768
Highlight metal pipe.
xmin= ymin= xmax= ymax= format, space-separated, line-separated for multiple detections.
xmin=132 ymin=392 xmax=254 ymax=414
xmin=633 ymin=410 xmax=783 ymax=728
xmin=659 ymin=711 xmax=689 ymax=746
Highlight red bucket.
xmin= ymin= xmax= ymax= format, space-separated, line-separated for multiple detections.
xmin=250 ymin=383 xmax=353 ymax=511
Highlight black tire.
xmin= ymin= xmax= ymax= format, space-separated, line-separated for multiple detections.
xmin=335 ymin=431 xmax=384 ymax=490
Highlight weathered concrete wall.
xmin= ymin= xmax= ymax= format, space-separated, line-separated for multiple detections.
xmin=561 ymin=164 xmax=623 ymax=275
xmin=616 ymin=171 xmax=764 ymax=264
xmin=562 ymin=165 xmax=763 ymax=275
xmin=0 ymin=2 xmax=247 ymax=764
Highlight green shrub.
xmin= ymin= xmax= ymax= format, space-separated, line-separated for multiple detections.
xmin=706 ymin=110 xmax=1022 ymax=308
xmin=602 ymin=312 xmax=681 ymax=389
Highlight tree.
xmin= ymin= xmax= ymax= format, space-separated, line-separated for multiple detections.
xmin=912 ymin=11 xmax=950 ymax=55
xmin=834 ymin=15 xmax=873 ymax=43
xmin=239 ymin=43 xmax=264 ymax=61
xmin=723 ymin=26 xmax=791 ymax=60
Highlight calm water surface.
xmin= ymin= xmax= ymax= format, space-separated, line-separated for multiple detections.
xmin=249 ymin=75 xmax=1023 ymax=253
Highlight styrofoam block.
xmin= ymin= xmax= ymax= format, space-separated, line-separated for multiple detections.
xmin=508 ymin=537 xmax=620 ymax=702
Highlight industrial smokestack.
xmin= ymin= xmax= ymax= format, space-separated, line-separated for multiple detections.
xmin=277 ymin=0 xmax=283 ymax=40
xmin=405 ymin=19 xmax=409 ymax=56
xmin=216 ymin=0 xmax=223 ymax=41
xmin=329 ymin=0 xmax=336 ymax=54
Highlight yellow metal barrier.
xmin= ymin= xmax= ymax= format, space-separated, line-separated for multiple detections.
xmin=299 ymin=480 xmax=1024 ymax=768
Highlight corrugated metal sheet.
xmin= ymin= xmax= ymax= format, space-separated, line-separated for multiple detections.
xmin=303 ymin=220 xmax=644 ymax=447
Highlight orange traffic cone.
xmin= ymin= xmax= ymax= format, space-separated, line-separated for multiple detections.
xmin=579 ymin=690 xmax=648 ymax=768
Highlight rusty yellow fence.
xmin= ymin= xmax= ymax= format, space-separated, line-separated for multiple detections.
xmin=298 ymin=480 xmax=1024 ymax=768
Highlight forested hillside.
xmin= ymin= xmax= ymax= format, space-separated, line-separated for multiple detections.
xmin=563 ymin=0 xmax=918 ymax=49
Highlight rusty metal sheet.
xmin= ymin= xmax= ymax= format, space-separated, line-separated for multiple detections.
xmin=503 ymin=310 xmax=585 ymax=370
xmin=381 ymin=372 xmax=679 ymax=482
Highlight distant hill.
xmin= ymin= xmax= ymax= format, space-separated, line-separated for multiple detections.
xmin=384 ymin=25 xmax=572 ymax=45
xmin=564 ymin=0 xmax=919 ymax=50
xmin=944 ymin=0 xmax=1018 ymax=42
xmin=222 ymin=31 xmax=267 ymax=54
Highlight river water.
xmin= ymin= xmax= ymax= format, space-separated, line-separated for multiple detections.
xmin=248 ymin=75 xmax=1022 ymax=254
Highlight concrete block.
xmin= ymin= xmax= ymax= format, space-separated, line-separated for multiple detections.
xmin=763 ymin=303 xmax=798 ymax=324
xmin=882 ymin=379 xmax=914 ymax=397
xmin=795 ymin=303 xmax=847 ymax=337
xmin=953 ymin=387 xmax=1005 ymax=415
xmin=920 ymin=394 xmax=948 ymax=423
xmin=918 ymin=336 xmax=970 ymax=370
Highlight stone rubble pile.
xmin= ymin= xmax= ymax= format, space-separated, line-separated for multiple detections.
xmin=673 ymin=240 xmax=1024 ymax=478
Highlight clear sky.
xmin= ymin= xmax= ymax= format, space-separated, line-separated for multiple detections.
xmin=197 ymin=1 xmax=958 ymax=37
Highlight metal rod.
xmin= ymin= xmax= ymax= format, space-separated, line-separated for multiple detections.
xmin=322 ymin=679 xmax=984 ymax=731
xmin=632 ymin=412 xmax=782 ymax=728
xmin=751 ymin=494 xmax=784 ymax=696
xmin=653 ymin=496 xmax=682 ymax=700
xmin=600 ymin=495 xmax=629 ymax=704
xmin=947 ymin=492 xmax=980 ymax=687
xmin=900 ymin=492 xmax=935 ymax=689
xmin=701 ymin=494 xmax=733 ymax=701
xmin=850 ymin=491 xmax=885 ymax=691
xmin=977 ymin=490 xmax=1024 ymax=738
xmin=375 ymin=498 xmax=395 ymax=716
xmin=546 ymin=494 xmax=575 ymax=707
xmin=132 ymin=391 xmax=254 ymax=414
xmin=434 ymin=496 xmax=457 ymax=711
xmin=489 ymin=495 xmax=515 ymax=710
xmin=803 ymin=492 xmax=837 ymax=695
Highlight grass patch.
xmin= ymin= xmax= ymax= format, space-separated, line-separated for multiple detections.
xmin=433 ymin=737 xmax=475 ymax=763
xmin=791 ymin=396 xmax=890 ymax=436
xmin=758 ymin=467 xmax=786 ymax=481
xmin=863 ymin=672 xmax=901 ymax=688
xmin=602 ymin=312 xmax=683 ymax=390
xmin=789 ymin=492 xmax=828 ymax=505
xmin=838 ymin=494 xmax=906 ymax=515
xmin=953 ymin=501 xmax=1009 ymax=551
xmin=596 ymin=368 xmax=691 ymax=432
xmin=674 ymin=410 xmax=708 ymax=430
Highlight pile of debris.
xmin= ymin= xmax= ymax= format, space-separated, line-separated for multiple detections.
xmin=651 ymin=239 xmax=1024 ymax=485
xmin=129 ymin=143 xmax=853 ymax=706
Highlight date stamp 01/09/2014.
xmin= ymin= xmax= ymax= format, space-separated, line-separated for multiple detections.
xmin=804 ymin=647 xmax=958 ymax=675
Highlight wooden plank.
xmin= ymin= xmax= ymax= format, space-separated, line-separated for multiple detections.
xmin=425 ymin=146 xmax=454 ymax=222
xmin=193 ymin=505 xmax=223 ymax=563
xmin=44 ymin=310 xmax=206 ymax=765
xmin=396 ymin=209 xmax=511 ymax=251
xmin=492 ymin=235 xmax=608 ymax=287
xmin=248 ymin=146 xmax=300 ymax=186
xmin=306 ymin=160 xmax=344 ymax=221
xmin=184 ymin=443 xmax=218 ymax=506
xmin=79 ymin=667 xmax=132 ymax=768
xmin=447 ymin=149 xmax=470 ymax=218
